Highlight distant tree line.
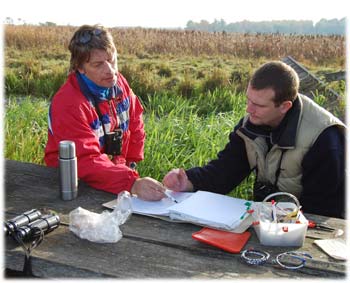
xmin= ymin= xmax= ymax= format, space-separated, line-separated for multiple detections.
xmin=185 ymin=18 xmax=346 ymax=35
xmin=3 ymin=16 xmax=345 ymax=35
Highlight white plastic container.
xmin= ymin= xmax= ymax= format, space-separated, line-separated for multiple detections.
xmin=252 ymin=192 xmax=308 ymax=247
xmin=253 ymin=212 xmax=308 ymax=246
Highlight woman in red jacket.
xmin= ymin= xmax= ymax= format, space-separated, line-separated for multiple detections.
xmin=45 ymin=25 xmax=165 ymax=200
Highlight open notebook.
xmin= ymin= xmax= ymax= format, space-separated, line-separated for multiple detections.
xmin=103 ymin=190 xmax=253 ymax=232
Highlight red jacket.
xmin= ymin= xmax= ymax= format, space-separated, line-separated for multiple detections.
xmin=44 ymin=72 xmax=145 ymax=194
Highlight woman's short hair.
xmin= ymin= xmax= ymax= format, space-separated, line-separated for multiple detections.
xmin=68 ymin=25 xmax=116 ymax=72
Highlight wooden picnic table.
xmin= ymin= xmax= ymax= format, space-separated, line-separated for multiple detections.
xmin=4 ymin=159 xmax=347 ymax=279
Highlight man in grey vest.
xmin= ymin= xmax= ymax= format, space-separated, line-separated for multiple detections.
xmin=163 ymin=61 xmax=345 ymax=219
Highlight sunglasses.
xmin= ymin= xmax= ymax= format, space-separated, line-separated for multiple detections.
xmin=77 ymin=29 xmax=103 ymax=44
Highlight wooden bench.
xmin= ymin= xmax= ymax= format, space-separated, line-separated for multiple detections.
xmin=281 ymin=56 xmax=340 ymax=100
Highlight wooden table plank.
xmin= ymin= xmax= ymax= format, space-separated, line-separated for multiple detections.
xmin=7 ymin=224 xmax=341 ymax=279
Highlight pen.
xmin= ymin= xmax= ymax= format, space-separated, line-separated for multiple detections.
xmin=162 ymin=187 xmax=178 ymax=203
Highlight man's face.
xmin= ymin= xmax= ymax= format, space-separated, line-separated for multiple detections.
xmin=246 ymin=84 xmax=289 ymax=128
xmin=79 ymin=48 xmax=117 ymax=88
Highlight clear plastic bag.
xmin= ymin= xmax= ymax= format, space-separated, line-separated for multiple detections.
xmin=69 ymin=191 xmax=132 ymax=243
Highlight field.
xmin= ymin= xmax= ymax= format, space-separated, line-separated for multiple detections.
xmin=4 ymin=25 xmax=346 ymax=199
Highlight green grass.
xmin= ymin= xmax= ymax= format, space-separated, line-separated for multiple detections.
xmin=4 ymin=46 xmax=345 ymax=201
xmin=141 ymin=92 xmax=245 ymax=176
xmin=4 ymin=89 xmax=253 ymax=199
xmin=5 ymin=96 xmax=50 ymax=164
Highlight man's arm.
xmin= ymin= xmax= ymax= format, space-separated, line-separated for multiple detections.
xmin=300 ymin=126 xmax=345 ymax=218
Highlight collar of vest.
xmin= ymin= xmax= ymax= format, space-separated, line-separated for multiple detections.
xmin=240 ymin=94 xmax=302 ymax=149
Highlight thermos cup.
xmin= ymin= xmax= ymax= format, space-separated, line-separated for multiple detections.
xmin=59 ymin=140 xmax=78 ymax=200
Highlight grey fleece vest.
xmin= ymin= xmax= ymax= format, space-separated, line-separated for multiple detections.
xmin=237 ymin=94 xmax=345 ymax=198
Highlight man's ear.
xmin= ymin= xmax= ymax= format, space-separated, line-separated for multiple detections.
xmin=280 ymin=100 xmax=293 ymax=114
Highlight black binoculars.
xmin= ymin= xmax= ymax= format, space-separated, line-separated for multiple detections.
xmin=104 ymin=129 xmax=123 ymax=156
xmin=4 ymin=209 xmax=60 ymax=241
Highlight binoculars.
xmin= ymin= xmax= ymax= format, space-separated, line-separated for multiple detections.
xmin=4 ymin=209 xmax=60 ymax=241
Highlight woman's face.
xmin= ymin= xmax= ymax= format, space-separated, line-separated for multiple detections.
xmin=78 ymin=48 xmax=117 ymax=88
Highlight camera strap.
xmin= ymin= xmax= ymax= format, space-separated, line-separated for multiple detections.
xmin=76 ymin=72 xmax=121 ymax=136
xmin=255 ymin=149 xmax=286 ymax=188
xmin=274 ymin=149 xmax=286 ymax=188
xmin=94 ymin=102 xmax=109 ymax=136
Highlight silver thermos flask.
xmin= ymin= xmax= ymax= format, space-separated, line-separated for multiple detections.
xmin=59 ymin=140 xmax=78 ymax=200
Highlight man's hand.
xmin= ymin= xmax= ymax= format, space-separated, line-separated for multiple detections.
xmin=130 ymin=177 xmax=166 ymax=201
xmin=162 ymin=168 xmax=193 ymax=192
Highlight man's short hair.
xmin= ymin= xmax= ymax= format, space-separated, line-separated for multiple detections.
xmin=250 ymin=61 xmax=299 ymax=106
xmin=68 ymin=25 xmax=116 ymax=72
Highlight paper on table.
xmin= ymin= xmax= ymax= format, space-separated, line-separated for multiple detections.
xmin=168 ymin=191 xmax=252 ymax=231
xmin=102 ymin=191 xmax=192 ymax=216
xmin=102 ymin=190 xmax=253 ymax=231
xmin=129 ymin=191 xmax=192 ymax=216
xmin=314 ymin=239 xmax=348 ymax=260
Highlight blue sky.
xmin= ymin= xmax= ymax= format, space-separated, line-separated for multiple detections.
xmin=2 ymin=0 xmax=347 ymax=28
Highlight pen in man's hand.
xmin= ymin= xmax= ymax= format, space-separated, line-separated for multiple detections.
xmin=162 ymin=187 xmax=178 ymax=203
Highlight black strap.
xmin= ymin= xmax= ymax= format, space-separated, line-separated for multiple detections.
xmin=274 ymin=149 xmax=286 ymax=188
xmin=23 ymin=254 xmax=33 ymax=276
xmin=94 ymin=102 xmax=109 ymax=136
xmin=76 ymin=72 xmax=120 ymax=136
xmin=254 ymin=148 xmax=286 ymax=188
xmin=9 ymin=228 xmax=44 ymax=277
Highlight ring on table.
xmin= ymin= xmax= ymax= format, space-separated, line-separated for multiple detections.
xmin=241 ymin=249 xmax=270 ymax=265
xmin=274 ymin=251 xmax=312 ymax=270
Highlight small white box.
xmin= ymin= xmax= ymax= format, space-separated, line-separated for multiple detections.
xmin=253 ymin=209 xmax=308 ymax=247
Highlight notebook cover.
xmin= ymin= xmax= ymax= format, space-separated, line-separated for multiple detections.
xmin=192 ymin=227 xmax=251 ymax=253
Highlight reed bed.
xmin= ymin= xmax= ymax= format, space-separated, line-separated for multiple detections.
xmin=5 ymin=25 xmax=345 ymax=66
